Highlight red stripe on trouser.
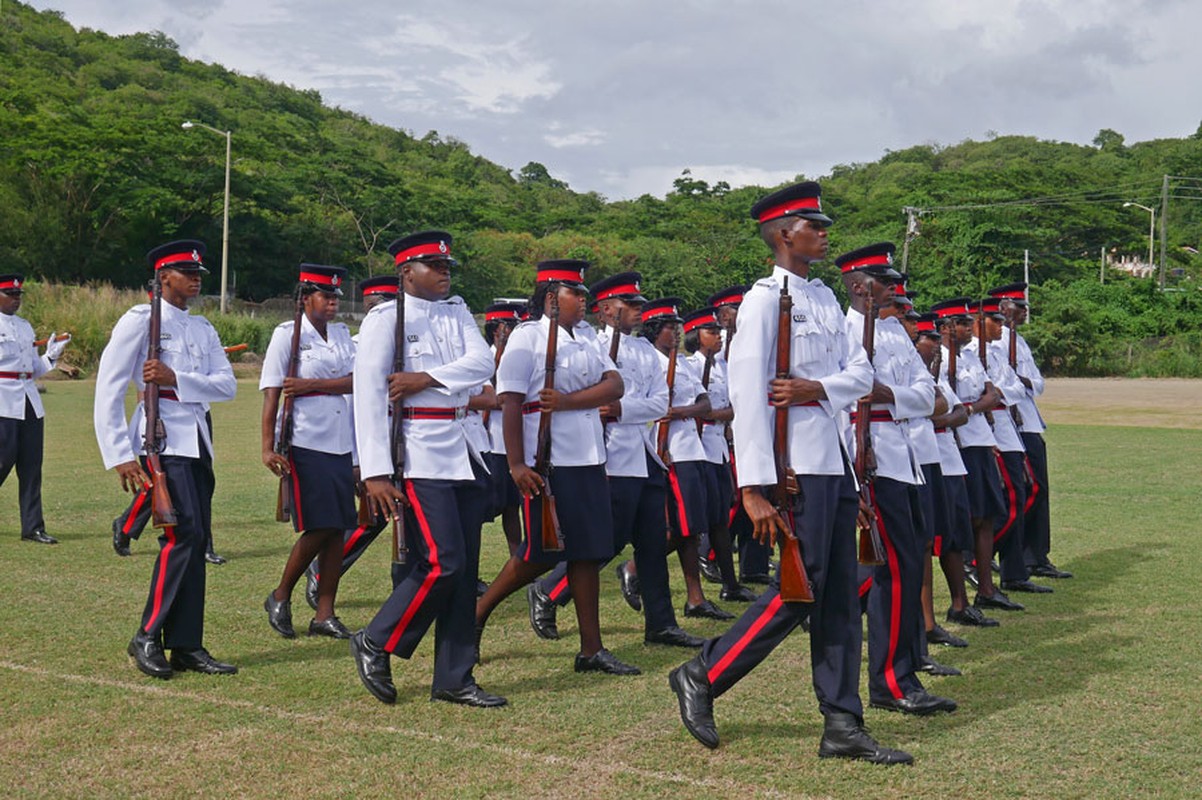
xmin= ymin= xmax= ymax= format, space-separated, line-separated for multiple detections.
xmin=859 ymin=576 xmax=874 ymax=598
xmin=994 ymin=453 xmax=1018 ymax=544
xmin=933 ymin=534 xmax=943 ymax=557
xmin=870 ymin=486 xmax=905 ymax=700
xmin=1024 ymin=456 xmax=1039 ymax=514
xmin=123 ymin=486 xmax=150 ymax=534
xmin=289 ymin=455 xmax=305 ymax=531
xmin=707 ymin=593 xmax=785 ymax=685
xmin=667 ymin=465 xmax=692 ymax=538
xmin=343 ymin=524 xmax=369 ymax=558
xmin=384 ymin=482 xmax=441 ymax=653
xmin=548 ymin=576 xmax=569 ymax=602
xmin=146 ymin=525 xmax=176 ymax=629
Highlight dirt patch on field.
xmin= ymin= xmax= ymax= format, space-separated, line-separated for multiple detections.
xmin=1042 ymin=378 xmax=1202 ymax=429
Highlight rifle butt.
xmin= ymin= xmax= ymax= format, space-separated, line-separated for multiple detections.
xmin=147 ymin=458 xmax=178 ymax=529
xmin=275 ymin=474 xmax=291 ymax=523
xmin=391 ymin=515 xmax=407 ymax=565
xmin=539 ymin=491 xmax=564 ymax=552
xmin=778 ymin=524 xmax=814 ymax=603
xmin=356 ymin=482 xmax=372 ymax=527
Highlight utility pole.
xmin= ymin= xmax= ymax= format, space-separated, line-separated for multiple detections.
xmin=1099 ymin=246 xmax=1106 ymax=285
xmin=1159 ymin=174 xmax=1169 ymax=289
xmin=901 ymin=206 xmax=920 ymax=273
xmin=1024 ymin=250 xmax=1031 ymax=321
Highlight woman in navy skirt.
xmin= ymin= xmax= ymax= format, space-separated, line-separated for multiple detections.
xmin=476 ymin=259 xmax=640 ymax=676
xmin=261 ymin=264 xmax=357 ymax=640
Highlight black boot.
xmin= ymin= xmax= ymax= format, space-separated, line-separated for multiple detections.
xmin=818 ymin=712 xmax=913 ymax=765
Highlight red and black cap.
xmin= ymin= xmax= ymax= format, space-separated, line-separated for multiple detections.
xmin=682 ymin=307 xmax=720 ymax=333
xmin=360 ymin=275 xmax=399 ymax=298
xmin=706 ymin=284 xmax=749 ymax=309
xmin=988 ymin=281 xmax=1028 ymax=306
xmin=641 ymin=297 xmax=684 ymax=324
xmin=389 ymin=230 xmax=456 ymax=267
xmin=299 ymin=264 xmax=348 ymax=295
xmin=0 ymin=273 xmax=24 ymax=294
xmin=590 ymin=271 xmax=646 ymax=304
xmin=147 ymin=239 xmax=208 ymax=273
xmin=929 ymin=297 xmax=974 ymax=319
xmin=484 ymin=301 xmax=525 ymax=322
xmin=970 ymin=298 xmax=1006 ymax=319
xmin=535 ymin=259 xmax=589 ymax=290
xmin=749 ymin=181 xmax=832 ymax=226
xmin=835 ymin=242 xmax=901 ymax=278
xmin=915 ymin=312 xmax=939 ymax=335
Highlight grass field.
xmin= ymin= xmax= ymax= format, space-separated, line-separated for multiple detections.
xmin=2 ymin=379 xmax=1201 ymax=798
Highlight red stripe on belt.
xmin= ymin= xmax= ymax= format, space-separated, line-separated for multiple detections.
xmin=934 ymin=426 xmax=948 ymax=434
xmin=522 ymin=402 xmax=541 ymax=415
xmin=849 ymin=409 xmax=895 ymax=423
xmin=0 ymin=371 xmax=34 ymax=379
xmin=765 ymin=394 xmax=822 ymax=407
xmin=402 ymin=406 xmax=466 ymax=420
xmin=157 ymin=389 xmax=180 ymax=401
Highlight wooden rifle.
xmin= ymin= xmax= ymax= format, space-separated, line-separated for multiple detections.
xmin=144 ymin=274 xmax=178 ymax=529
xmin=603 ymin=324 xmax=621 ymax=429
xmin=274 ymin=288 xmax=304 ymax=523
xmin=1007 ymin=320 xmax=1023 ymax=428
xmin=853 ymin=288 xmax=885 ymax=566
xmin=389 ymin=287 xmax=409 ymax=565
xmin=946 ymin=322 xmax=964 ymax=449
xmin=771 ymin=277 xmax=814 ymax=603
xmin=977 ymin=302 xmax=995 ymax=427
xmin=656 ymin=337 xmax=678 ymax=465
xmin=695 ymin=350 xmax=713 ymax=437
xmin=533 ymin=292 xmax=564 ymax=552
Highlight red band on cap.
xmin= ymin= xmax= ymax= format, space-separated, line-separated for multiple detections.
xmin=934 ymin=303 xmax=971 ymax=319
xmin=595 ymin=282 xmax=640 ymax=301
xmin=916 ymin=319 xmax=936 ymax=332
xmin=362 ymin=283 xmax=396 ymax=296
xmin=537 ymin=269 xmax=585 ymax=283
xmin=642 ymin=306 xmax=678 ymax=321
xmin=394 ymin=242 xmax=451 ymax=264
xmin=485 ymin=310 xmax=521 ymax=321
xmin=893 ymin=284 xmax=907 ymax=296
xmin=840 ymin=254 xmax=892 ymax=273
xmin=0 ymin=277 xmax=21 ymax=290
xmin=714 ymin=292 xmax=743 ymax=306
xmin=155 ymin=251 xmax=203 ymax=271
xmin=300 ymin=271 xmax=340 ymax=287
xmin=982 ymin=300 xmax=1003 ymax=314
xmin=992 ymin=289 xmax=1026 ymax=300
xmin=683 ymin=313 xmax=717 ymax=333
xmin=757 ymin=196 xmax=822 ymax=223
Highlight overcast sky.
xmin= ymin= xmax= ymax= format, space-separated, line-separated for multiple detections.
xmin=28 ymin=0 xmax=1202 ymax=200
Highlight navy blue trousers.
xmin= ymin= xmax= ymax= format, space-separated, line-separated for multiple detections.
xmin=0 ymin=398 xmax=45 ymax=536
xmin=994 ymin=450 xmax=1029 ymax=584
xmin=1021 ymin=433 xmax=1052 ymax=569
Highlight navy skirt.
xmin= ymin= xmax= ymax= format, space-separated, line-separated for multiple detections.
xmin=667 ymin=460 xmax=709 ymax=539
xmin=519 ymin=464 xmax=613 ymax=563
xmin=960 ymin=446 xmax=1006 ymax=522
xmin=702 ymin=461 xmax=734 ymax=531
xmin=486 ymin=451 xmax=521 ymax=517
xmin=286 ymin=446 xmax=356 ymax=534
xmin=940 ymin=474 xmax=974 ymax=553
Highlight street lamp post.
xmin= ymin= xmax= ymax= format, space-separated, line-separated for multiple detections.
xmin=182 ymin=121 xmax=232 ymax=313
xmin=1122 ymin=202 xmax=1156 ymax=279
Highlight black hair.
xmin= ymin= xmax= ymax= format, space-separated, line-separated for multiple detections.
xmin=641 ymin=318 xmax=669 ymax=343
xmin=485 ymin=318 xmax=517 ymax=346
xmin=683 ymin=329 xmax=701 ymax=354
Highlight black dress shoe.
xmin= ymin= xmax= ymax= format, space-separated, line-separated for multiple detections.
xmin=963 ymin=563 xmax=980 ymax=589
xmin=917 ymin=657 xmax=962 ymax=677
xmin=740 ymin=572 xmax=771 ymax=585
xmin=21 ymin=529 xmax=57 ymax=545
xmin=1001 ymin=579 xmax=1053 ymax=594
xmin=927 ymin=624 xmax=969 ymax=647
xmin=1030 ymin=561 xmax=1073 ymax=579
xmin=719 ymin=585 xmax=759 ymax=603
xmin=204 ymin=548 xmax=227 ymax=565
xmin=264 ymin=592 xmax=296 ymax=638
xmin=308 ymin=616 xmax=352 ymax=639
xmin=819 ymin=712 xmax=912 ymax=765
xmin=304 ymin=565 xmax=319 ymax=611
xmin=870 ymin=688 xmax=958 ymax=715
xmin=699 ymin=556 xmax=722 ymax=584
xmin=111 ymin=519 xmax=131 ymax=557
xmin=170 ymin=647 xmax=238 ymax=675
xmin=128 ymin=629 xmax=172 ymax=679
xmin=349 ymin=629 xmax=396 ymax=704
xmin=432 ymin=683 xmax=508 ymax=708
xmin=615 ymin=560 xmax=641 ymax=612
xmin=946 ymin=605 xmax=1000 ymax=627
xmin=574 ymin=648 xmax=641 ymax=676
xmin=645 ymin=626 xmax=706 ymax=648
xmin=526 ymin=583 xmax=559 ymax=640
xmin=974 ymin=590 xmax=1025 ymax=612
xmin=684 ymin=600 xmax=735 ymax=621
xmin=668 ymin=655 xmax=718 ymax=749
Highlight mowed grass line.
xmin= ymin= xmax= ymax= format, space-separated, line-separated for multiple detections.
xmin=1 ymin=380 xmax=1201 ymax=798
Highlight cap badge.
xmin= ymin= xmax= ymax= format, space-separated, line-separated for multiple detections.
xmin=439 ymin=241 xmax=448 ymax=254
xmin=331 ymin=275 xmax=341 ymax=286
xmin=191 ymin=250 xmax=202 ymax=262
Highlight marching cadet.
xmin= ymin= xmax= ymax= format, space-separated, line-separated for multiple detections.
xmin=990 ymin=283 xmax=1072 ymax=579
xmin=643 ymin=297 xmax=732 ymax=621
xmin=481 ymin=301 xmax=526 ymax=559
xmin=349 ymin=231 xmax=503 ymax=707
xmin=94 ymin=240 xmax=237 ymax=678
xmin=261 ymin=264 xmax=357 ymax=640
xmin=302 ymin=275 xmax=399 ymax=610
xmin=974 ymin=298 xmax=1051 ymax=597
xmin=0 ymin=273 xmax=70 ymax=544
xmin=526 ymin=273 xmax=704 ymax=648
xmin=708 ymin=284 xmax=772 ymax=585
xmin=933 ymin=297 xmax=1022 ymax=613
xmin=669 ymin=182 xmax=911 ymax=764
xmin=476 ymin=259 xmax=641 ymax=677
xmin=683 ymin=306 xmax=757 ymax=603
xmin=839 ymin=244 xmax=953 ymax=715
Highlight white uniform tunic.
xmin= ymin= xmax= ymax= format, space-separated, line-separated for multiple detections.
xmin=688 ymin=350 xmax=730 ymax=465
xmin=94 ymin=302 xmax=236 ymax=470
xmin=655 ymin=349 xmax=709 ymax=464
xmin=495 ymin=316 xmax=613 ymax=468
xmin=0 ymin=311 xmax=51 ymax=420
xmin=845 ymin=309 xmax=935 ymax=484
xmin=729 ymin=266 xmax=873 ymax=486
xmin=940 ymin=345 xmax=996 ymax=449
xmin=998 ymin=326 xmax=1047 ymax=434
xmin=979 ymin=340 xmax=1027 ymax=454
xmin=260 ymin=315 xmax=356 ymax=455
xmin=598 ymin=327 xmax=667 ymax=478
xmin=933 ymin=374 xmax=968 ymax=477
xmin=353 ymin=294 xmax=493 ymax=482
